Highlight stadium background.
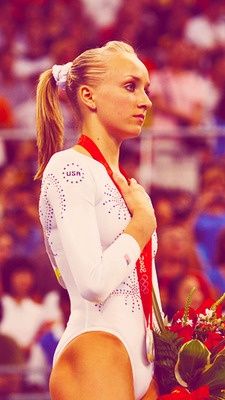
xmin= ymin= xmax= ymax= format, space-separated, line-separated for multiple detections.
xmin=0 ymin=0 xmax=225 ymax=398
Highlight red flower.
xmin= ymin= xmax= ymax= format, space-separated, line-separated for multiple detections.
xmin=157 ymin=387 xmax=190 ymax=400
xmin=172 ymin=307 xmax=198 ymax=326
xmin=196 ymin=299 xmax=222 ymax=318
xmin=168 ymin=307 xmax=198 ymax=342
xmin=157 ymin=385 xmax=209 ymax=400
xmin=204 ymin=331 xmax=223 ymax=351
xmin=169 ymin=323 xmax=194 ymax=343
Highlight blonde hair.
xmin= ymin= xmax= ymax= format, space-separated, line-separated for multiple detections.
xmin=35 ymin=41 xmax=135 ymax=180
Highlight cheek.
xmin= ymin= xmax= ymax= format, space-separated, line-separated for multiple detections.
xmin=98 ymin=89 xmax=134 ymax=118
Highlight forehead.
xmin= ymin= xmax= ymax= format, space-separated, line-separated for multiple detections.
xmin=104 ymin=53 xmax=149 ymax=83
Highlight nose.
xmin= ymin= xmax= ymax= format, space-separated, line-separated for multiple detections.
xmin=138 ymin=92 xmax=152 ymax=110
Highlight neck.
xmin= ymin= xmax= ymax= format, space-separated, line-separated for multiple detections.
xmin=13 ymin=295 xmax=25 ymax=303
xmin=79 ymin=125 xmax=121 ymax=172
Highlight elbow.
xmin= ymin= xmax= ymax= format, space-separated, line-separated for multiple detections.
xmin=79 ymin=285 xmax=109 ymax=304
xmin=76 ymin=261 xmax=112 ymax=303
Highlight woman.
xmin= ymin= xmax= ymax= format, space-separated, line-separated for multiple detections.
xmin=36 ymin=41 xmax=160 ymax=400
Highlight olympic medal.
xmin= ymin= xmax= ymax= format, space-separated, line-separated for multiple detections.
xmin=146 ymin=325 xmax=155 ymax=363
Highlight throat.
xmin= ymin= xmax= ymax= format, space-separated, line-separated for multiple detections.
xmin=77 ymin=133 xmax=121 ymax=172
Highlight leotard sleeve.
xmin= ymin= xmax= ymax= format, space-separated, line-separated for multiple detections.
xmin=44 ymin=156 xmax=141 ymax=303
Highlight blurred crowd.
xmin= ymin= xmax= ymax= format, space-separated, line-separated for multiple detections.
xmin=0 ymin=0 xmax=225 ymax=397
xmin=0 ymin=0 xmax=225 ymax=133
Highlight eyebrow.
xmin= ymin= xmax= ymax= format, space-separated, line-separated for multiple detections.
xmin=124 ymin=74 xmax=150 ymax=87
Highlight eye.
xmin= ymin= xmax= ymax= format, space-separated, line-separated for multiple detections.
xmin=145 ymin=87 xmax=151 ymax=98
xmin=125 ymin=82 xmax=136 ymax=92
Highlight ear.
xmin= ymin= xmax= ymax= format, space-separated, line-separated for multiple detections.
xmin=78 ymin=85 xmax=97 ymax=111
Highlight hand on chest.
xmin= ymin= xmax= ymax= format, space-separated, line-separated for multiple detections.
xmin=96 ymin=177 xmax=131 ymax=248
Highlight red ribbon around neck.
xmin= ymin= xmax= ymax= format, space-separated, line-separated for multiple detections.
xmin=77 ymin=134 xmax=153 ymax=329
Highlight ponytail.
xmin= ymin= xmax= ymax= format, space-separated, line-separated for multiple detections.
xmin=34 ymin=41 xmax=136 ymax=180
xmin=34 ymin=69 xmax=64 ymax=180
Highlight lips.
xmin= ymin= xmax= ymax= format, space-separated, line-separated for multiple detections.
xmin=134 ymin=114 xmax=145 ymax=122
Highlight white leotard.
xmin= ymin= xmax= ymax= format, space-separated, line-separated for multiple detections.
xmin=39 ymin=148 xmax=160 ymax=400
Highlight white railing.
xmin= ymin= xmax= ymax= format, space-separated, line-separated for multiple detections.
xmin=1 ymin=126 xmax=225 ymax=140
xmin=1 ymin=126 xmax=225 ymax=191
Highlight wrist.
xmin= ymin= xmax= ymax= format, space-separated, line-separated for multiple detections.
xmin=133 ymin=209 xmax=156 ymax=226
xmin=124 ymin=213 xmax=156 ymax=250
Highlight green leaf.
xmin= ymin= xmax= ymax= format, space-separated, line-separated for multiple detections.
xmin=211 ymin=344 xmax=225 ymax=363
xmin=153 ymin=330 xmax=183 ymax=394
xmin=197 ymin=353 xmax=225 ymax=394
xmin=175 ymin=339 xmax=210 ymax=387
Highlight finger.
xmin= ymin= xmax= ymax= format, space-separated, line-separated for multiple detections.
xmin=130 ymin=179 xmax=145 ymax=191
xmin=113 ymin=172 xmax=128 ymax=186
xmin=129 ymin=178 xmax=137 ymax=185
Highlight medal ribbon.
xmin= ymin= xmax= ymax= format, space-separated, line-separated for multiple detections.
xmin=77 ymin=134 xmax=153 ymax=329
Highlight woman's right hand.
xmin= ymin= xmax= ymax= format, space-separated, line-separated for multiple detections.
xmin=113 ymin=173 xmax=157 ymax=233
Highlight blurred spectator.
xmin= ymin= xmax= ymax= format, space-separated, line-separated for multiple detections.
xmin=14 ymin=14 xmax=52 ymax=79
xmin=0 ymin=3 xmax=224 ymax=396
xmin=210 ymin=53 xmax=225 ymax=155
xmin=0 ymin=232 xmax=14 ymax=268
xmin=10 ymin=140 xmax=37 ymax=172
xmin=165 ymin=1 xmax=192 ymax=42
xmin=0 ymin=165 xmax=29 ymax=194
xmin=0 ymin=3 xmax=15 ymax=52
xmin=0 ymin=97 xmax=14 ymax=129
xmin=172 ymin=190 xmax=196 ymax=225
xmin=0 ymin=257 xmax=49 ymax=359
xmin=81 ymin=0 xmax=122 ymax=30
xmin=150 ymin=39 xmax=218 ymax=130
xmin=3 ymin=205 xmax=42 ymax=258
xmin=210 ymin=53 xmax=225 ymax=119
xmin=0 ymin=300 xmax=25 ymax=399
xmin=0 ymin=51 xmax=30 ymax=106
xmin=111 ymin=0 xmax=143 ymax=47
xmin=208 ymin=228 xmax=225 ymax=295
xmin=152 ymin=192 xmax=174 ymax=228
xmin=194 ymin=162 xmax=225 ymax=265
xmin=149 ymin=39 xmax=218 ymax=190
xmin=49 ymin=37 xmax=82 ymax=65
xmin=0 ymin=95 xmax=14 ymax=169
xmin=152 ymin=188 xmax=195 ymax=229
xmin=184 ymin=0 xmax=225 ymax=53
xmin=25 ymin=288 xmax=69 ymax=389
xmin=37 ymin=289 xmax=69 ymax=361
xmin=120 ymin=138 xmax=140 ymax=180
xmin=156 ymin=225 xmax=202 ymax=284
xmin=165 ymin=270 xmax=216 ymax=320
xmin=0 ymin=139 xmax=7 ymax=168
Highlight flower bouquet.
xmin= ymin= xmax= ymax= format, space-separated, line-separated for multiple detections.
xmin=152 ymin=288 xmax=225 ymax=400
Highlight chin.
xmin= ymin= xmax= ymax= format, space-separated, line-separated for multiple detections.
xmin=126 ymin=128 xmax=142 ymax=139
xmin=111 ymin=126 xmax=142 ymax=142
xmin=121 ymin=129 xmax=141 ymax=140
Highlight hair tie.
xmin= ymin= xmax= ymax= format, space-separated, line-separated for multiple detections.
xmin=52 ymin=62 xmax=73 ymax=89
